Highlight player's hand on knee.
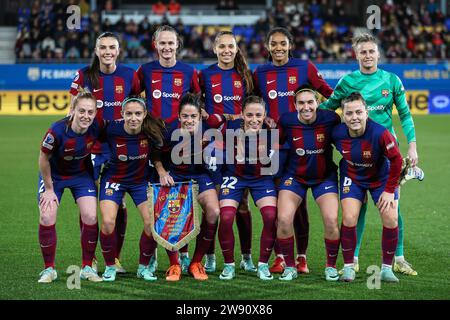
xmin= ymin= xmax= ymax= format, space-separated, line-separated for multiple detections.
xmin=377 ymin=191 xmax=394 ymax=216
xmin=39 ymin=190 xmax=59 ymax=213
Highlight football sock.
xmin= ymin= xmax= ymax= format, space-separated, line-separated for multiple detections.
xmin=139 ymin=230 xmax=157 ymax=266
xmin=192 ymin=222 xmax=218 ymax=263
xmin=218 ymin=206 xmax=237 ymax=264
xmin=277 ymin=236 xmax=295 ymax=268
xmin=100 ymin=230 xmax=116 ymax=266
xmin=39 ymin=224 xmax=57 ymax=269
xmin=324 ymin=238 xmax=340 ymax=268
xmin=340 ymin=225 xmax=356 ymax=265
xmin=395 ymin=204 xmax=404 ymax=257
xmin=294 ymin=200 xmax=309 ymax=255
xmin=115 ymin=205 xmax=127 ymax=259
xmin=382 ymin=226 xmax=399 ymax=266
xmin=259 ymin=206 xmax=277 ymax=263
xmin=166 ymin=249 xmax=180 ymax=266
xmin=81 ymin=222 xmax=98 ymax=268
xmin=354 ymin=202 xmax=367 ymax=257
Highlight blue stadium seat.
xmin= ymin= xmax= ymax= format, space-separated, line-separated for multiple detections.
xmin=337 ymin=25 xmax=349 ymax=34
xmin=312 ymin=18 xmax=323 ymax=32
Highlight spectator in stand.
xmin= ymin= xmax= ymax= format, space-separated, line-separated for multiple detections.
xmin=168 ymin=0 xmax=181 ymax=15
xmin=152 ymin=1 xmax=167 ymax=16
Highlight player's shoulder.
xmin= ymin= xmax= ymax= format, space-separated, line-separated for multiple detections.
xmin=254 ymin=61 xmax=274 ymax=74
xmin=175 ymin=61 xmax=196 ymax=72
xmin=318 ymin=108 xmax=339 ymax=121
xmin=116 ymin=63 xmax=137 ymax=75
xmin=279 ymin=111 xmax=297 ymax=124
xmin=139 ymin=60 xmax=159 ymax=71
xmin=50 ymin=117 xmax=70 ymax=132
xmin=331 ymin=122 xmax=347 ymax=136
xmin=288 ymin=57 xmax=309 ymax=68
xmin=367 ymin=118 xmax=387 ymax=134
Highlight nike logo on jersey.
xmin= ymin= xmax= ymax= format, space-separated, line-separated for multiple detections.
xmin=152 ymin=80 xmax=161 ymax=84
xmin=325 ymin=186 xmax=334 ymax=190
xmin=116 ymin=144 xmax=126 ymax=147
xmin=93 ymin=88 xmax=102 ymax=92
xmin=342 ymin=150 xmax=350 ymax=154
xmin=212 ymin=83 xmax=221 ymax=87
xmin=267 ymin=80 xmax=276 ymax=84
xmin=266 ymin=190 xmax=274 ymax=193
xmin=88 ymin=189 xmax=96 ymax=193
xmin=64 ymin=148 xmax=75 ymax=152
xmin=293 ymin=137 xmax=302 ymax=141
xmin=206 ymin=182 xmax=214 ymax=186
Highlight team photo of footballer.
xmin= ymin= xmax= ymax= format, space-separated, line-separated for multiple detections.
xmin=1 ymin=0 xmax=449 ymax=304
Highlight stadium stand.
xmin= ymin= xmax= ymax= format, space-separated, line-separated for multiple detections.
xmin=13 ymin=0 xmax=450 ymax=64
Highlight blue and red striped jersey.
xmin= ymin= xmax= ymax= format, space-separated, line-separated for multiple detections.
xmin=163 ymin=117 xmax=222 ymax=176
xmin=199 ymin=64 xmax=246 ymax=115
xmin=332 ymin=119 xmax=402 ymax=192
xmin=40 ymin=117 xmax=102 ymax=180
xmin=69 ymin=64 xmax=141 ymax=154
xmin=253 ymin=58 xmax=333 ymax=121
xmin=101 ymin=120 xmax=152 ymax=184
xmin=137 ymin=61 xmax=200 ymax=122
xmin=278 ymin=109 xmax=340 ymax=185
xmin=221 ymin=119 xmax=276 ymax=179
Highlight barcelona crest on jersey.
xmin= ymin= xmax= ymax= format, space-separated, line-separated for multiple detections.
xmin=148 ymin=181 xmax=200 ymax=251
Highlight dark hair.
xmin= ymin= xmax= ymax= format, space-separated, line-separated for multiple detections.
xmin=153 ymin=25 xmax=183 ymax=55
xmin=265 ymin=27 xmax=294 ymax=61
xmin=214 ymin=31 xmax=254 ymax=94
xmin=242 ymin=95 xmax=266 ymax=112
xmin=341 ymin=92 xmax=367 ymax=109
xmin=85 ymin=32 xmax=120 ymax=90
xmin=122 ymin=95 xmax=165 ymax=145
xmin=178 ymin=93 xmax=203 ymax=115
xmin=294 ymin=84 xmax=319 ymax=101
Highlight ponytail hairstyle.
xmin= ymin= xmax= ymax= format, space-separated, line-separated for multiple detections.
xmin=214 ymin=31 xmax=254 ymax=94
xmin=152 ymin=25 xmax=183 ymax=55
xmin=121 ymin=95 xmax=166 ymax=146
xmin=178 ymin=92 xmax=203 ymax=115
xmin=67 ymin=90 xmax=97 ymax=132
xmin=265 ymin=27 xmax=294 ymax=61
xmin=85 ymin=32 xmax=120 ymax=90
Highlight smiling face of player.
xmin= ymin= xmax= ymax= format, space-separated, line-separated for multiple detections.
xmin=122 ymin=101 xmax=147 ymax=135
xmin=267 ymin=32 xmax=292 ymax=66
xmin=179 ymin=104 xmax=201 ymax=134
xmin=214 ymin=33 xmax=237 ymax=70
xmin=343 ymin=99 xmax=369 ymax=137
xmin=95 ymin=36 xmax=120 ymax=73
xmin=71 ymin=98 xmax=97 ymax=134
xmin=242 ymin=102 xmax=266 ymax=134
xmin=295 ymin=90 xmax=318 ymax=124
xmin=355 ymin=41 xmax=380 ymax=74
xmin=155 ymin=30 xmax=178 ymax=67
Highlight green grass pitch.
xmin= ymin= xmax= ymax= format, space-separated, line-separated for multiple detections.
xmin=0 ymin=115 xmax=448 ymax=300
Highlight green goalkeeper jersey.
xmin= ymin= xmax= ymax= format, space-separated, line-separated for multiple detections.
xmin=320 ymin=68 xmax=416 ymax=143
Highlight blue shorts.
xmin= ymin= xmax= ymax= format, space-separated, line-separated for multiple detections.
xmin=170 ymin=172 xmax=216 ymax=194
xmin=278 ymin=173 xmax=338 ymax=200
xmin=99 ymin=177 xmax=149 ymax=206
xmin=339 ymin=176 xmax=399 ymax=204
xmin=91 ymin=152 xmax=111 ymax=181
xmin=219 ymin=175 xmax=276 ymax=203
xmin=37 ymin=174 xmax=97 ymax=204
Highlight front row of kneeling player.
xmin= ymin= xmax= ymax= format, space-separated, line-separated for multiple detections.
xmin=37 ymin=88 xmax=405 ymax=283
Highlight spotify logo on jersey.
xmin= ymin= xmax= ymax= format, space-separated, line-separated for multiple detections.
xmin=268 ymin=90 xmax=278 ymax=99
xmin=153 ymin=90 xmax=162 ymax=99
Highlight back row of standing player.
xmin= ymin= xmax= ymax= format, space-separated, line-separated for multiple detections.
xmin=37 ymin=25 xmax=420 ymax=283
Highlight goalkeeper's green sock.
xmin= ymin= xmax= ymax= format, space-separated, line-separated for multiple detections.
xmin=395 ymin=204 xmax=404 ymax=257
xmin=354 ymin=202 xmax=367 ymax=258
